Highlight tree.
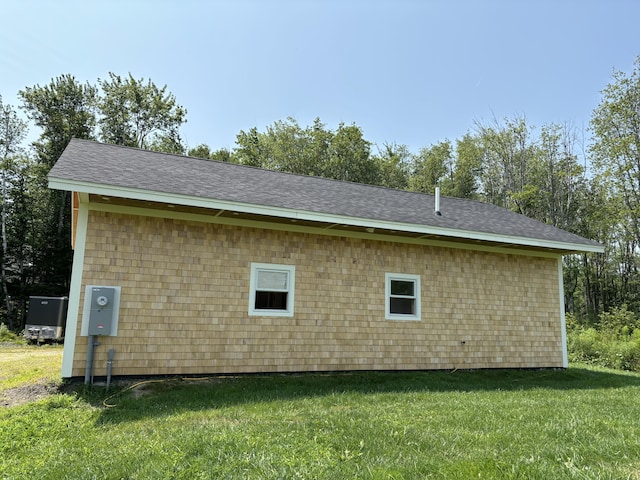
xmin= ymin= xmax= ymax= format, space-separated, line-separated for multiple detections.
xmin=535 ymin=124 xmax=587 ymax=231
xmin=450 ymin=134 xmax=483 ymax=199
xmin=372 ymin=143 xmax=410 ymax=190
xmin=19 ymin=75 xmax=98 ymax=304
xmin=19 ymin=74 xmax=97 ymax=167
xmin=233 ymin=118 xmax=379 ymax=184
xmin=407 ymin=141 xmax=452 ymax=194
xmin=188 ymin=144 xmax=212 ymax=159
xmin=325 ymin=123 xmax=375 ymax=184
xmin=210 ymin=148 xmax=233 ymax=163
xmin=187 ymin=144 xmax=233 ymax=162
xmin=262 ymin=117 xmax=316 ymax=174
xmin=148 ymin=133 xmax=185 ymax=155
xmin=0 ymin=97 xmax=27 ymax=327
xmin=587 ymin=57 xmax=640 ymax=316
xmin=98 ymin=73 xmax=187 ymax=151
xmin=6 ymin=156 xmax=50 ymax=328
xmin=475 ymin=116 xmax=537 ymax=215
xmin=234 ymin=127 xmax=268 ymax=168
xmin=590 ymin=57 xmax=640 ymax=247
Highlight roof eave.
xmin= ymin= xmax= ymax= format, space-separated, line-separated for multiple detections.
xmin=48 ymin=177 xmax=605 ymax=255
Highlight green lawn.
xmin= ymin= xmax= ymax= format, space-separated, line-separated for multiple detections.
xmin=1 ymin=360 xmax=639 ymax=479
xmin=0 ymin=345 xmax=62 ymax=391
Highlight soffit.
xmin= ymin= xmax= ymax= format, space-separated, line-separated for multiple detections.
xmin=88 ymin=195 xmax=577 ymax=255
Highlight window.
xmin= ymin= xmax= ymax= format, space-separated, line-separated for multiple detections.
xmin=249 ymin=263 xmax=295 ymax=316
xmin=385 ymin=273 xmax=421 ymax=320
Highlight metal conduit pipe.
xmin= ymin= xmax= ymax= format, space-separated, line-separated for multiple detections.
xmin=84 ymin=335 xmax=94 ymax=385
xmin=84 ymin=335 xmax=100 ymax=385
xmin=106 ymin=348 xmax=115 ymax=391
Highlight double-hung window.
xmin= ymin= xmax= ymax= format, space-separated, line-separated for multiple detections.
xmin=249 ymin=263 xmax=295 ymax=316
xmin=385 ymin=273 xmax=421 ymax=320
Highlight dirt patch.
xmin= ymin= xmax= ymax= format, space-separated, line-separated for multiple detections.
xmin=0 ymin=381 xmax=61 ymax=408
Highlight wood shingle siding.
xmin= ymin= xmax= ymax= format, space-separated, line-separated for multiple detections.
xmin=71 ymin=210 xmax=562 ymax=377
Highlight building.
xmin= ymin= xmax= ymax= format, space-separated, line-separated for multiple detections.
xmin=48 ymin=139 xmax=603 ymax=378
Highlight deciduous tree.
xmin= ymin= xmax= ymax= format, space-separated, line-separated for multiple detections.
xmin=98 ymin=73 xmax=187 ymax=151
xmin=0 ymin=97 xmax=27 ymax=326
xmin=407 ymin=141 xmax=452 ymax=194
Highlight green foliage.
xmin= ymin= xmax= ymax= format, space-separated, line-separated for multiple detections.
xmin=371 ymin=142 xmax=410 ymax=190
xmin=187 ymin=143 xmax=212 ymax=159
xmin=450 ymin=133 xmax=483 ymax=199
xmin=234 ymin=117 xmax=380 ymax=184
xmin=2 ymin=368 xmax=640 ymax=479
xmin=5 ymin=73 xmax=190 ymax=331
xmin=0 ymin=97 xmax=29 ymax=328
xmin=590 ymin=57 xmax=640 ymax=246
xmin=581 ymin=56 xmax=640 ymax=317
xmin=475 ymin=116 xmax=535 ymax=211
xmin=17 ymin=75 xmax=98 ymax=326
xmin=568 ymin=306 xmax=640 ymax=371
xmin=210 ymin=147 xmax=232 ymax=163
xmin=2 ymin=92 xmax=71 ymax=328
xmin=0 ymin=95 xmax=27 ymax=157
xmin=19 ymin=74 xmax=98 ymax=167
xmin=568 ymin=328 xmax=640 ymax=371
xmin=5 ymin=59 xmax=640 ymax=346
xmin=325 ymin=122 xmax=374 ymax=183
xmin=598 ymin=304 xmax=639 ymax=335
xmin=407 ymin=140 xmax=452 ymax=193
xmin=0 ymin=322 xmax=20 ymax=342
xmin=98 ymin=73 xmax=187 ymax=151
xmin=568 ymin=327 xmax=604 ymax=362
xmin=187 ymin=144 xmax=233 ymax=162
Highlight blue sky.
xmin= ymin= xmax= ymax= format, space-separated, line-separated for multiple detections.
xmin=1 ymin=0 xmax=639 ymax=154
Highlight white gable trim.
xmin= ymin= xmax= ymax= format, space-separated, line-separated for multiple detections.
xmin=49 ymin=177 xmax=604 ymax=254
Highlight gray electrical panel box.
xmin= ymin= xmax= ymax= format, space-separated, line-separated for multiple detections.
xmin=87 ymin=286 xmax=117 ymax=336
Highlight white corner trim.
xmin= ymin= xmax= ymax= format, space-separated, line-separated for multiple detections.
xmin=558 ymin=257 xmax=568 ymax=368
xmin=61 ymin=202 xmax=89 ymax=378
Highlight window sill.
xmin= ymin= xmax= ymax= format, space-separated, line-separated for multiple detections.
xmin=248 ymin=309 xmax=294 ymax=317
xmin=385 ymin=315 xmax=421 ymax=321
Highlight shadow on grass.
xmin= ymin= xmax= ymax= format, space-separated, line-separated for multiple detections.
xmin=71 ymin=365 xmax=640 ymax=424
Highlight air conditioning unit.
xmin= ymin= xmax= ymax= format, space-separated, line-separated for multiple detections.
xmin=24 ymin=296 xmax=68 ymax=343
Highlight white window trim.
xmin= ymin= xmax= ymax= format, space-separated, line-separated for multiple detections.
xmin=385 ymin=273 xmax=421 ymax=321
xmin=249 ymin=263 xmax=295 ymax=317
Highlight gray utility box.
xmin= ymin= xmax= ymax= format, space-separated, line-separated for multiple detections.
xmin=24 ymin=296 xmax=68 ymax=342
xmin=87 ymin=286 xmax=117 ymax=336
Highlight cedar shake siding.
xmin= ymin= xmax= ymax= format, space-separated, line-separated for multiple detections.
xmin=69 ymin=209 xmax=563 ymax=378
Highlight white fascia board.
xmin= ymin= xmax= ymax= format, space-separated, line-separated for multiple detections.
xmin=49 ymin=177 xmax=605 ymax=254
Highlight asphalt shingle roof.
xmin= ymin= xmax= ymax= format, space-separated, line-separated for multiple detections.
xmin=49 ymin=139 xmax=603 ymax=252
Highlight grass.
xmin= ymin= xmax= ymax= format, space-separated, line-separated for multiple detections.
xmin=1 ymin=348 xmax=640 ymax=479
xmin=0 ymin=345 xmax=62 ymax=391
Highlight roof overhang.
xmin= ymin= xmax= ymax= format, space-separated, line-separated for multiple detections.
xmin=49 ymin=177 xmax=605 ymax=255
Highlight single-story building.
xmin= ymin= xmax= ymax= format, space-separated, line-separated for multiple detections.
xmin=49 ymin=139 xmax=603 ymax=379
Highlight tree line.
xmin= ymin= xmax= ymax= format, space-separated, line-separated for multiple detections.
xmin=1 ymin=57 xmax=639 ymax=332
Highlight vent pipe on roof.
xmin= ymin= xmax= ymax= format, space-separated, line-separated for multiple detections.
xmin=434 ymin=187 xmax=442 ymax=216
